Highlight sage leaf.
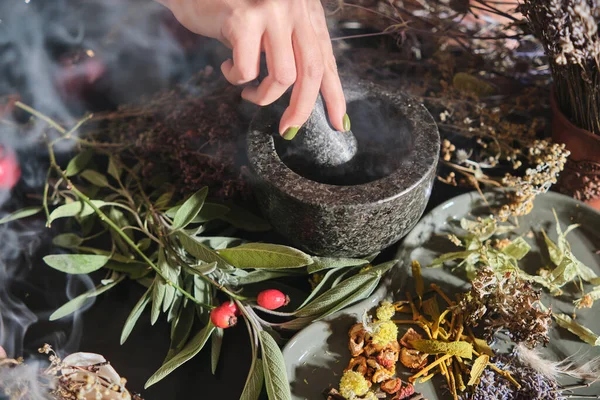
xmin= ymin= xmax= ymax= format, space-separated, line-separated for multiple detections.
xmin=219 ymin=203 xmax=271 ymax=232
xmin=145 ymin=322 xmax=216 ymax=388
xmin=298 ymin=268 xmax=346 ymax=309
xmin=259 ymin=331 xmax=291 ymax=400
xmin=554 ymin=313 xmax=600 ymax=346
xmin=104 ymin=261 xmax=149 ymax=280
xmin=234 ymin=270 xmax=294 ymax=286
xmin=178 ymin=232 xmax=230 ymax=270
xmin=49 ymin=200 xmax=108 ymax=224
xmin=240 ymin=359 xmax=264 ymax=400
xmin=468 ymin=354 xmax=489 ymax=385
xmin=43 ymin=254 xmax=109 ymax=274
xmin=0 ymin=206 xmax=42 ymax=225
xmin=188 ymin=261 xmax=218 ymax=276
xmin=172 ymin=187 xmax=208 ymax=230
xmin=120 ymin=286 xmax=152 ymax=344
xmin=315 ymin=277 xmax=379 ymax=321
xmin=211 ymin=327 xmax=224 ymax=375
xmin=501 ymin=237 xmax=531 ymax=260
xmin=165 ymin=303 xmax=195 ymax=363
xmin=80 ymin=170 xmax=109 ymax=187
xmin=50 ymin=276 xmax=124 ymax=320
xmin=296 ymin=273 xmax=374 ymax=317
xmin=158 ymin=250 xmax=178 ymax=313
xmin=297 ymin=261 xmax=394 ymax=317
xmin=52 ymin=233 xmax=83 ymax=249
xmin=410 ymin=339 xmax=473 ymax=359
xmin=307 ymin=257 xmax=368 ymax=274
xmin=155 ymin=190 xmax=174 ymax=210
xmin=151 ymin=280 xmax=166 ymax=325
xmin=198 ymin=236 xmax=246 ymax=250
xmin=65 ymin=149 xmax=93 ymax=177
xmin=194 ymin=276 xmax=212 ymax=323
xmin=218 ymin=243 xmax=313 ymax=269
xmin=107 ymin=156 xmax=122 ymax=181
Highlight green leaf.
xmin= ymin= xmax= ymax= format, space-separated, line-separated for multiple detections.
xmin=430 ymin=250 xmax=475 ymax=268
xmin=43 ymin=254 xmax=109 ymax=274
xmin=234 ymin=270 xmax=294 ymax=286
xmin=165 ymin=303 xmax=195 ymax=364
xmin=104 ymin=261 xmax=149 ymax=280
xmin=296 ymin=262 xmax=392 ymax=317
xmin=240 ymin=359 xmax=264 ymax=400
xmin=0 ymin=206 xmax=42 ymax=225
xmin=65 ymin=149 xmax=93 ymax=177
xmin=554 ymin=313 xmax=600 ymax=346
xmin=49 ymin=200 xmax=108 ymax=224
xmin=52 ymin=233 xmax=83 ymax=249
xmin=120 ymin=286 xmax=152 ymax=344
xmin=542 ymin=229 xmax=563 ymax=266
xmin=218 ymin=243 xmax=313 ymax=269
xmin=188 ymin=261 xmax=218 ymax=276
xmin=197 ymin=236 xmax=245 ymax=250
xmin=260 ymin=331 xmax=291 ymax=400
xmin=172 ymin=187 xmax=209 ymax=230
xmin=50 ymin=276 xmax=124 ymax=320
xmin=307 ymin=257 xmax=369 ymax=274
xmin=145 ymin=323 xmax=216 ymax=388
xmin=155 ymin=190 xmax=174 ymax=210
xmin=501 ymin=237 xmax=531 ymax=260
xmin=211 ymin=327 xmax=224 ymax=375
xmin=151 ymin=279 xmax=166 ymax=325
xmin=315 ymin=277 xmax=379 ymax=321
xmin=168 ymin=203 xmax=230 ymax=224
xmin=298 ymin=268 xmax=346 ymax=309
xmin=193 ymin=276 xmax=212 ymax=323
xmin=178 ymin=232 xmax=230 ymax=270
xmin=219 ymin=203 xmax=271 ymax=232
xmin=80 ymin=170 xmax=109 ymax=187
xmin=107 ymin=156 xmax=122 ymax=181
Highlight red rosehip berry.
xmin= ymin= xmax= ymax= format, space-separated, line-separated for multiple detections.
xmin=257 ymin=289 xmax=289 ymax=310
xmin=210 ymin=304 xmax=237 ymax=329
xmin=223 ymin=300 xmax=240 ymax=316
xmin=0 ymin=147 xmax=21 ymax=189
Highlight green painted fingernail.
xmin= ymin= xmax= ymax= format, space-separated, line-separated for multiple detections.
xmin=282 ymin=126 xmax=300 ymax=140
xmin=343 ymin=113 xmax=351 ymax=132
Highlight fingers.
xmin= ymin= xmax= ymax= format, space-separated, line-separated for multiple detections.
xmin=278 ymin=26 xmax=324 ymax=138
xmin=220 ymin=32 xmax=262 ymax=85
xmin=241 ymin=28 xmax=296 ymax=107
xmin=308 ymin=1 xmax=348 ymax=132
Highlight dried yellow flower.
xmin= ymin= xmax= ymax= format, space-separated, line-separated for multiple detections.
xmin=376 ymin=301 xmax=396 ymax=321
xmin=371 ymin=321 xmax=398 ymax=346
xmin=339 ymin=370 xmax=370 ymax=399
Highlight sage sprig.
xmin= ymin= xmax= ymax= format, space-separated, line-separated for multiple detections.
xmin=5 ymin=103 xmax=396 ymax=399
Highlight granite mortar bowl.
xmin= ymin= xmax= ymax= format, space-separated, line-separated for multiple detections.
xmin=247 ymin=78 xmax=440 ymax=257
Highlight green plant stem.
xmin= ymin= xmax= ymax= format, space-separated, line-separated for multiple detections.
xmin=43 ymin=167 xmax=52 ymax=227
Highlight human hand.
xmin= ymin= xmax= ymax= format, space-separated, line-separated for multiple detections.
xmin=158 ymin=0 xmax=350 ymax=139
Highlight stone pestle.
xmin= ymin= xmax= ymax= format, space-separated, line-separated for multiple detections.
xmin=276 ymin=95 xmax=358 ymax=172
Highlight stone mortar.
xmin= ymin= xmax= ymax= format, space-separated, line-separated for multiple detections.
xmin=247 ymin=77 xmax=440 ymax=257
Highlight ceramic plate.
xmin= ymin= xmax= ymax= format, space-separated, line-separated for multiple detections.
xmin=283 ymin=191 xmax=600 ymax=399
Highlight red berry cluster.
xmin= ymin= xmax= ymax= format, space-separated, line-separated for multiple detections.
xmin=209 ymin=290 xmax=290 ymax=329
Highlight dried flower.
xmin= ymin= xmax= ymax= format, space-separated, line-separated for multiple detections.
xmin=339 ymin=370 xmax=371 ymax=399
xmin=371 ymin=321 xmax=399 ymax=347
xmin=458 ymin=267 xmax=552 ymax=348
xmin=376 ymin=301 xmax=396 ymax=321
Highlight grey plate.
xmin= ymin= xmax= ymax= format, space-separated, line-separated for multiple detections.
xmin=283 ymin=191 xmax=600 ymax=399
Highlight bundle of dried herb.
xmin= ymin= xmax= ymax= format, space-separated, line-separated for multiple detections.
xmin=457 ymin=267 xmax=551 ymax=348
xmin=520 ymin=0 xmax=600 ymax=136
xmin=1 ymin=103 xmax=395 ymax=400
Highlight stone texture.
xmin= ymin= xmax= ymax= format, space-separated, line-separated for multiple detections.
xmin=247 ymin=77 xmax=440 ymax=257
xmin=278 ymin=95 xmax=358 ymax=168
